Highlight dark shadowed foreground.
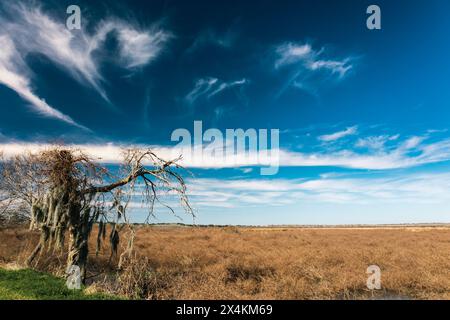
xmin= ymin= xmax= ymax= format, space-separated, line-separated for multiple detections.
xmin=1 ymin=225 xmax=449 ymax=300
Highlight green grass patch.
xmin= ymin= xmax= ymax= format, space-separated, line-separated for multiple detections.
xmin=0 ymin=268 xmax=119 ymax=300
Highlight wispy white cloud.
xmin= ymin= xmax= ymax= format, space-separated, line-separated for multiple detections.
xmin=186 ymin=171 xmax=450 ymax=208
xmin=6 ymin=4 xmax=106 ymax=100
xmin=401 ymin=136 xmax=424 ymax=150
xmin=0 ymin=3 xmax=170 ymax=126
xmin=274 ymin=41 xmax=354 ymax=96
xmin=185 ymin=78 xmax=219 ymax=103
xmin=185 ymin=77 xmax=248 ymax=104
xmin=427 ymin=129 xmax=448 ymax=134
xmin=97 ymin=20 xmax=172 ymax=70
xmin=308 ymin=59 xmax=353 ymax=78
xmin=274 ymin=43 xmax=313 ymax=69
xmin=4 ymin=140 xmax=447 ymax=211
xmin=355 ymin=134 xmax=399 ymax=150
xmin=0 ymin=35 xmax=83 ymax=128
xmin=186 ymin=28 xmax=237 ymax=54
xmin=185 ymin=77 xmax=218 ymax=103
xmin=207 ymin=79 xmax=248 ymax=98
xmin=318 ymin=126 xmax=358 ymax=142
xmin=275 ymin=42 xmax=353 ymax=77
xmin=240 ymin=168 xmax=253 ymax=174
xmin=2 ymin=132 xmax=450 ymax=171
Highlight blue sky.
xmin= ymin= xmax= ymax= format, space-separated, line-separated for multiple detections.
xmin=1 ymin=0 xmax=450 ymax=225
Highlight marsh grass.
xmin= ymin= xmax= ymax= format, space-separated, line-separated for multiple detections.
xmin=1 ymin=225 xmax=449 ymax=299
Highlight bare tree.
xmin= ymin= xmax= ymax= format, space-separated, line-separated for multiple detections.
xmin=0 ymin=147 xmax=193 ymax=282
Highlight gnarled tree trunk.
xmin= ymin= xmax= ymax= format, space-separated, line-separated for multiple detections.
xmin=66 ymin=204 xmax=90 ymax=283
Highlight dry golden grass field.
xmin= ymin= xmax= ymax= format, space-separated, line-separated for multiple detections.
xmin=1 ymin=225 xmax=450 ymax=299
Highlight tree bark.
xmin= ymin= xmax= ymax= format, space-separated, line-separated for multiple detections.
xmin=66 ymin=204 xmax=90 ymax=283
xmin=26 ymin=242 xmax=42 ymax=266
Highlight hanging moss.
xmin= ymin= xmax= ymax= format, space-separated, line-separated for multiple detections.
xmin=2 ymin=147 xmax=193 ymax=283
